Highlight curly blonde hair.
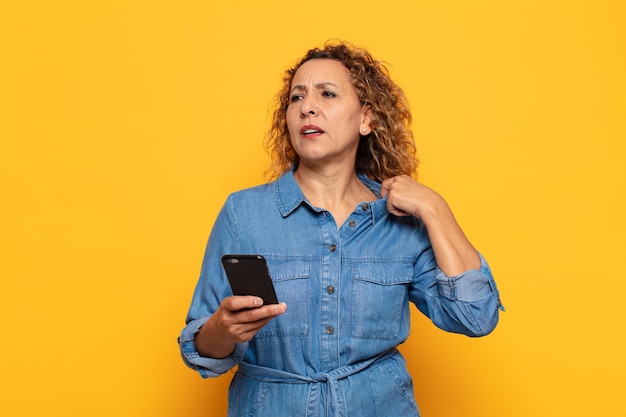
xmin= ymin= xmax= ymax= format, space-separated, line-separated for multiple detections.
xmin=264 ymin=40 xmax=418 ymax=183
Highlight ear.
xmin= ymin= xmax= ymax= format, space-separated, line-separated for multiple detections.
xmin=359 ymin=106 xmax=374 ymax=135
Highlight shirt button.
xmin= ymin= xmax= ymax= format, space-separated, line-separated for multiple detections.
xmin=361 ymin=203 xmax=370 ymax=211
xmin=327 ymin=285 xmax=335 ymax=294
xmin=329 ymin=244 xmax=336 ymax=252
xmin=326 ymin=325 xmax=334 ymax=335
xmin=348 ymin=220 xmax=356 ymax=227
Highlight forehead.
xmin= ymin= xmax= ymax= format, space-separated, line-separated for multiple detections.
xmin=292 ymin=58 xmax=352 ymax=85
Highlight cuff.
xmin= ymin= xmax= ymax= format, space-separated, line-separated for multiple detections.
xmin=178 ymin=317 xmax=248 ymax=378
xmin=436 ymin=253 xmax=504 ymax=310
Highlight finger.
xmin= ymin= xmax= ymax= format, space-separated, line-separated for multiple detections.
xmin=234 ymin=319 xmax=274 ymax=342
xmin=380 ymin=177 xmax=394 ymax=198
xmin=380 ymin=184 xmax=388 ymax=198
xmin=239 ymin=302 xmax=287 ymax=323
xmin=229 ymin=304 xmax=287 ymax=342
xmin=386 ymin=204 xmax=411 ymax=217
xmin=221 ymin=300 xmax=287 ymax=337
xmin=222 ymin=295 xmax=264 ymax=312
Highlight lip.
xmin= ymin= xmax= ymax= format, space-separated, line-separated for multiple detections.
xmin=299 ymin=124 xmax=325 ymax=137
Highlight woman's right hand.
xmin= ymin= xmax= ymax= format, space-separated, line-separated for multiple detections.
xmin=194 ymin=296 xmax=287 ymax=359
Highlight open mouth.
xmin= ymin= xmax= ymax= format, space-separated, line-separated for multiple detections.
xmin=300 ymin=125 xmax=324 ymax=137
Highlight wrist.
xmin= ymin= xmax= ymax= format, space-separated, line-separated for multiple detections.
xmin=195 ymin=318 xmax=236 ymax=359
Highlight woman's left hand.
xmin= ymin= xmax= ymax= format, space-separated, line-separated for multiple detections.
xmin=380 ymin=174 xmax=445 ymax=220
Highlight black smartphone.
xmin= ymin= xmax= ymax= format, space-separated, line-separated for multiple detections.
xmin=221 ymin=254 xmax=279 ymax=305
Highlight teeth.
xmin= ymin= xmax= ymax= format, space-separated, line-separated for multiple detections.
xmin=304 ymin=129 xmax=320 ymax=134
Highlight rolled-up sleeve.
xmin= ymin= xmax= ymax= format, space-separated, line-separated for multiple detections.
xmin=435 ymin=254 xmax=500 ymax=303
xmin=178 ymin=317 xmax=248 ymax=378
xmin=436 ymin=253 xmax=504 ymax=336
xmin=412 ymin=252 xmax=504 ymax=337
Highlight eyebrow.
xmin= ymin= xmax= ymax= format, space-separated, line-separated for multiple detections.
xmin=290 ymin=82 xmax=339 ymax=93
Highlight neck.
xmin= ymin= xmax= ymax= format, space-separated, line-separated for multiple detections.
xmin=294 ymin=165 xmax=376 ymax=216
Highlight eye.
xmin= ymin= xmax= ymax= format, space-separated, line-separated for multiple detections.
xmin=321 ymin=90 xmax=336 ymax=98
xmin=290 ymin=93 xmax=304 ymax=103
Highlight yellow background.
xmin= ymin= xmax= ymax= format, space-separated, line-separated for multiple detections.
xmin=1 ymin=1 xmax=624 ymax=416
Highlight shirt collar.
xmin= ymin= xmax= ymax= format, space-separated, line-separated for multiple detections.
xmin=274 ymin=169 xmax=389 ymax=224
xmin=274 ymin=170 xmax=306 ymax=217
xmin=357 ymin=173 xmax=388 ymax=225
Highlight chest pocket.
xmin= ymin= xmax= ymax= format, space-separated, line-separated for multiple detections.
xmin=255 ymin=257 xmax=311 ymax=338
xmin=351 ymin=261 xmax=413 ymax=340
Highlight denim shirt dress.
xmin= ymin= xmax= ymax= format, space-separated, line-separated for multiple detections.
xmin=179 ymin=170 xmax=503 ymax=417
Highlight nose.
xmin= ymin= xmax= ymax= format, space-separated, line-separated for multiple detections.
xmin=300 ymin=96 xmax=319 ymax=118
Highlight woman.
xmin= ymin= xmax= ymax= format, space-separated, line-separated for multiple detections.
xmin=179 ymin=41 xmax=503 ymax=416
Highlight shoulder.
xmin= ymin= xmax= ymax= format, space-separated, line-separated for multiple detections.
xmin=229 ymin=181 xmax=274 ymax=197
xmin=222 ymin=182 xmax=276 ymax=212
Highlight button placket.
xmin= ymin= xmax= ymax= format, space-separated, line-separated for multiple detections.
xmin=318 ymin=211 xmax=340 ymax=367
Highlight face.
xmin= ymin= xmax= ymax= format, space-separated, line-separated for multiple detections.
xmin=286 ymin=58 xmax=371 ymax=170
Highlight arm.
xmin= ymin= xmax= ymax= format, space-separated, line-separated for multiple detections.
xmin=381 ymin=175 xmax=502 ymax=336
xmin=179 ymin=194 xmax=286 ymax=376
xmin=381 ymin=175 xmax=480 ymax=277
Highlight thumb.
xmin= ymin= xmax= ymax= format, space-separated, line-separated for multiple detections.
xmin=380 ymin=178 xmax=393 ymax=198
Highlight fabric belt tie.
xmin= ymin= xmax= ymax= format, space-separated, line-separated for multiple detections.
xmin=237 ymin=348 xmax=398 ymax=417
